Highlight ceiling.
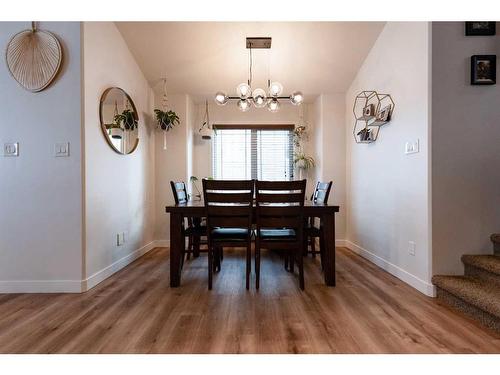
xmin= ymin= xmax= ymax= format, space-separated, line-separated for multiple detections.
xmin=116 ymin=22 xmax=385 ymax=103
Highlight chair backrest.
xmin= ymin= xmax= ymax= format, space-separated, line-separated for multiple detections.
xmin=202 ymin=179 xmax=255 ymax=232
xmin=310 ymin=181 xmax=332 ymax=204
xmin=255 ymin=180 xmax=306 ymax=234
xmin=170 ymin=181 xmax=188 ymax=204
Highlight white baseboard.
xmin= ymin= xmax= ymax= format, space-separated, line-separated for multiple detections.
xmin=336 ymin=239 xmax=347 ymax=247
xmin=83 ymin=241 xmax=157 ymax=291
xmin=152 ymin=239 xmax=170 ymax=248
xmin=345 ymin=240 xmax=436 ymax=297
xmin=0 ymin=240 xmax=164 ymax=294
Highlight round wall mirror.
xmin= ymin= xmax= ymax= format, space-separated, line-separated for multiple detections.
xmin=99 ymin=87 xmax=139 ymax=154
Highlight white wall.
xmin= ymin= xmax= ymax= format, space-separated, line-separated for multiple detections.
xmin=432 ymin=22 xmax=500 ymax=275
xmin=83 ymin=22 xmax=156 ymax=288
xmin=311 ymin=94 xmax=346 ymax=241
xmin=0 ymin=22 xmax=84 ymax=292
xmin=345 ymin=22 xmax=433 ymax=295
xmin=154 ymin=94 xmax=191 ymax=242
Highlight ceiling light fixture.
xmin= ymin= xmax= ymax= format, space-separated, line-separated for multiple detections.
xmin=214 ymin=37 xmax=304 ymax=112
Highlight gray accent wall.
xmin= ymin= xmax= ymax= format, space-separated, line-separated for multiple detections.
xmin=432 ymin=22 xmax=500 ymax=275
xmin=0 ymin=22 xmax=83 ymax=291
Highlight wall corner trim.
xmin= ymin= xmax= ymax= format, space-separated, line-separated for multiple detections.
xmin=345 ymin=240 xmax=436 ymax=297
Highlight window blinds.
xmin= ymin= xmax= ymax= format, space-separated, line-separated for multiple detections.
xmin=212 ymin=125 xmax=294 ymax=181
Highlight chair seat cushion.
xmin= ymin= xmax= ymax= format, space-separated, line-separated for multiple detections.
xmin=211 ymin=228 xmax=249 ymax=241
xmin=259 ymin=229 xmax=297 ymax=241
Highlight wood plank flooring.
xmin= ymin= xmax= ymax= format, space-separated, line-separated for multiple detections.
xmin=0 ymin=247 xmax=499 ymax=353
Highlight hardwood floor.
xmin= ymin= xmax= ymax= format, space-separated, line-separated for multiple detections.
xmin=0 ymin=247 xmax=499 ymax=353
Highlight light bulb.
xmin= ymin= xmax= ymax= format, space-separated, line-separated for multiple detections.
xmin=237 ymin=98 xmax=251 ymax=112
xmin=290 ymin=91 xmax=304 ymax=106
xmin=252 ymin=88 xmax=267 ymax=108
xmin=269 ymin=81 xmax=283 ymax=97
xmin=214 ymin=91 xmax=228 ymax=105
xmin=237 ymin=83 xmax=251 ymax=99
xmin=268 ymin=98 xmax=280 ymax=112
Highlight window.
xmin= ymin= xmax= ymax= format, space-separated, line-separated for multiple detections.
xmin=212 ymin=125 xmax=294 ymax=180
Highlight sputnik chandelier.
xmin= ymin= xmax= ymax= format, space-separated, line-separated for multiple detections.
xmin=214 ymin=37 xmax=304 ymax=112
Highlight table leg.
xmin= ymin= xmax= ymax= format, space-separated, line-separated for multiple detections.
xmin=192 ymin=217 xmax=201 ymax=257
xmin=170 ymin=212 xmax=184 ymax=287
xmin=321 ymin=213 xmax=336 ymax=286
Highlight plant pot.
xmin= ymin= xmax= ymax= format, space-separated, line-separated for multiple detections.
xmin=158 ymin=121 xmax=170 ymax=131
xmin=110 ymin=127 xmax=123 ymax=139
xmin=124 ymin=120 xmax=137 ymax=131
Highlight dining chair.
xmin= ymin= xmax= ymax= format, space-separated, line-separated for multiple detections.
xmin=306 ymin=181 xmax=333 ymax=265
xmin=170 ymin=181 xmax=207 ymax=268
xmin=202 ymin=179 xmax=255 ymax=290
xmin=255 ymin=180 xmax=307 ymax=290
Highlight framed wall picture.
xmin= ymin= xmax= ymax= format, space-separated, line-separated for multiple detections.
xmin=465 ymin=22 xmax=496 ymax=36
xmin=471 ymin=55 xmax=496 ymax=85
xmin=376 ymin=105 xmax=392 ymax=122
xmin=362 ymin=104 xmax=375 ymax=118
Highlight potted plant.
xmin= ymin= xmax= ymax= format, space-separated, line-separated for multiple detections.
xmin=294 ymin=152 xmax=316 ymax=171
xmin=189 ymin=176 xmax=214 ymax=200
xmin=114 ymin=109 xmax=138 ymax=131
xmin=154 ymin=109 xmax=180 ymax=131
xmin=189 ymin=176 xmax=202 ymax=201
xmin=105 ymin=122 xmax=123 ymax=139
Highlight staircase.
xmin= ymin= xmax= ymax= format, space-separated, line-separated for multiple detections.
xmin=432 ymin=234 xmax=500 ymax=332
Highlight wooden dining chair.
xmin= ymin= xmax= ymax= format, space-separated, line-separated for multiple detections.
xmin=170 ymin=181 xmax=207 ymax=268
xmin=306 ymin=181 xmax=333 ymax=265
xmin=202 ymin=179 xmax=255 ymax=290
xmin=255 ymin=180 xmax=307 ymax=290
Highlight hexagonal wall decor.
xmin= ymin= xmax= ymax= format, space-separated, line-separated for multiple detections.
xmin=353 ymin=91 xmax=395 ymax=144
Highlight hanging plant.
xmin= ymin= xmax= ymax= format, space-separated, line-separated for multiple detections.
xmin=154 ymin=109 xmax=180 ymax=131
xmin=293 ymin=125 xmax=307 ymax=148
xmin=114 ymin=109 xmax=138 ymax=131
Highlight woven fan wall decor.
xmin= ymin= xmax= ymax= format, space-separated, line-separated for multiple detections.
xmin=5 ymin=22 xmax=62 ymax=92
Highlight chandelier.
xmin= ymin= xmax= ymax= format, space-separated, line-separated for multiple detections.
xmin=214 ymin=37 xmax=304 ymax=112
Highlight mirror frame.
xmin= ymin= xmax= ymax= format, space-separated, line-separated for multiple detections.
xmin=99 ymin=87 xmax=139 ymax=155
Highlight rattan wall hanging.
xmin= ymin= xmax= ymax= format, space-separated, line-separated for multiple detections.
xmin=5 ymin=22 xmax=63 ymax=92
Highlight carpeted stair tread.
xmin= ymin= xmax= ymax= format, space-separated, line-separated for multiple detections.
xmin=431 ymin=275 xmax=500 ymax=318
xmin=461 ymin=254 xmax=500 ymax=276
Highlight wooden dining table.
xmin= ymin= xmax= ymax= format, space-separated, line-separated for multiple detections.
xmin=165 ymin=200 xmax=340 ymax=287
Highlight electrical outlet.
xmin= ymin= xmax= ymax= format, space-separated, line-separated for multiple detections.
xmin=55 ymin=142 xmax=70 ymax=157
xmin=4 ymin=142 xmax=19 ymax=156
xmin=405 ymin=139 xmax=419 ymax=155
xmin=408 ymin=241 xmax=416 ymax=256
xmin=117 ymin=233 xmax=124 ymax=246
xmin=122 ymin=232 xmax=127 ymax=243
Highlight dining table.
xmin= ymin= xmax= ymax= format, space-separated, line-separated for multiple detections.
xmin=165 ymin=200 xmax=340 ymax=287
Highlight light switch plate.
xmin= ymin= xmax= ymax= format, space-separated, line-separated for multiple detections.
xmin=4 ymin=142 xmax=19 ymax=157
xmin=55 ymin=142 xmax=70 ymax=157
xmin=405 ymin=139 xmax=419 ymax=155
